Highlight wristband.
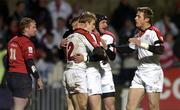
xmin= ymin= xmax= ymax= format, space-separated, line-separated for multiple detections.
xmin=140 ymin=42 xmax=149 ymax=49
xmin=83 ymin=55 xmax=88 ymax=61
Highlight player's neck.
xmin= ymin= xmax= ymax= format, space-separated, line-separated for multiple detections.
xmin=22 ymin=32 xmax=30 ymax=38
xmin=141 ymin=23 xmax=151 ymax=31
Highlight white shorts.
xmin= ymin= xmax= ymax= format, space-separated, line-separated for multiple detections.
xmin=101 ymin=70 xmax=115 ymax=93
xmin=86 ymin=67 xmax=102 ymax=96
xmin=63 ymin=68 xmax=87 ymax=94
xmin=130 ymin=67 xmax=164 ymax=93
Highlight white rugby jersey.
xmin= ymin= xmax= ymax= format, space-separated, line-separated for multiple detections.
xmin=100 ymin=31 xmax=116 ymax=71
xmin=134 ymin=26 xmax=164 ymax=68
xmin=66 ymin=30 xmax=97 ymax=69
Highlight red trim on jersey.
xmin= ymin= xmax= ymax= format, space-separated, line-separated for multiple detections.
xmin=75 ymin=28 xmax=99 ymax=47
xmin=149 ymin=26 xmax=164 ymax=42
xmin=92 ymin=32 xmax=101 ymax=45
xmin=135 ymin=30 xmax=145 ymax=38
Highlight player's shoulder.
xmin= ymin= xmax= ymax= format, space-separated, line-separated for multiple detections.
xmin=104 ymin=31 xmax=115 ymax=37
xmin=63 ymin=29 xmax=74 ymax=38
xmin=9 ymin=35 xmax=18 ymax=42
xmin=148 ymin=26 xmax=162 ymax=35
xmin=102 ymin=31 xmax=115 ymax=40
xmin=18 ymin=35 xmax=34 ymax=47
xmin=67 ymin=32 xmax=80 ymax=38
xmin=148 ymin=26 xmax=164 ymax=41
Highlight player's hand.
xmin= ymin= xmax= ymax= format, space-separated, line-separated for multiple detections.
xmin=93 ymin=47 xmax=107 ymax=61
xmin=101 ymin=38 xmax=108 ymax=50
xmin=36 ymin=78 xmax=44 ymax=90
xmin=72 ymin=54 xmax=84 ymax=63
xmin=128 ymin=38 xmax=141 ymax=46
xmin=59 ymin=38 xmax=68 ymax=48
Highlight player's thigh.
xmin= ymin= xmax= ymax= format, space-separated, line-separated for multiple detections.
xmin=103 ymin=96 xmax=115 ymax=106
xmin=66 ymin=95 xmax=74 ymax=110
xmin=88 ymin=94 xmax=101 ymax=110
xmin=13 ymin=97 xmax=29 ymax=110
xmin=72 ymin=93 xmax=88 ymax=108
xmin=126 ymin=88 xmax=145 ymax=109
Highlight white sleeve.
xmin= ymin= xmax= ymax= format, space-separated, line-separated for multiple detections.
xmin=101 ymin=34 xmax=113 ymax=45
xmin=101 ymin=34 xmax=115 ymax=51
xmin=150 ymin=31 xmax=161 ymax=46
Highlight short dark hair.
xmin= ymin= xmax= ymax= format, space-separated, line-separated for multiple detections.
xmin=137 ymin=7 xmax=154 ymax=24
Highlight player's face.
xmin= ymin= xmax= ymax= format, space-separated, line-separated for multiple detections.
xmin=28 ymin=22 xmax=37 ymax=37
xmin=134 ymin=11 xmax=146 ymax=29
xmin=99 ymin=20 xmax=108 ymax=33
xmin=87 ymin=20 xmax=95 ymax=33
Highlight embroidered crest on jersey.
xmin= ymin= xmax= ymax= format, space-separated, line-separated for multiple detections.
xmin=28 ymin=47 xmax=33 ymax=53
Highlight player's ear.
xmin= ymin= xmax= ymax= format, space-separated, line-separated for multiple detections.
xmin=145 ymin=17 xmax=150 ymax=23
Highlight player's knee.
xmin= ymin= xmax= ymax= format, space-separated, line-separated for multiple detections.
xmin=104 ymin=102 xmax=115 ymax=110
xmin=149 ymin=103 xmax=159 ymax=110
xmin=104 ymin=104 xmax=115 ymax=110
xmin=79 ymin=103 xmax=87 ymax=110
xmin=126 ymin=104 xmax=136 ymax=110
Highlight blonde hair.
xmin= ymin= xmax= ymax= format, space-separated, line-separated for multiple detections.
xmin=78 ymin=11 xmax=96 ymax=23
xmin=19 ymin=17 xmax=36 ymax=33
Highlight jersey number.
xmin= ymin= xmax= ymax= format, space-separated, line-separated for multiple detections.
xmin=67 ymin=42 xmax=74 ymax=60
xmin=10 ymin=48 xmax=16 ymax=60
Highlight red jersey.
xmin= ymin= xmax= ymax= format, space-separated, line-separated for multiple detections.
xmin=7 ymin=35 xmax=35 ymax=74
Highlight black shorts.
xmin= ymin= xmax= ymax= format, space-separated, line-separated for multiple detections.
xmin=6 ymin=72 xmax=32 ymax=98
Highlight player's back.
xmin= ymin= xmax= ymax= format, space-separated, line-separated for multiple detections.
xmin=65 ymin=33 xmax=88 ymax=69
xmin=7 ymin=35 xmax=34 ymax=74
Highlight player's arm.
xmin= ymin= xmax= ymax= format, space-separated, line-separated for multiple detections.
xmin=73 ymin=47 xmax=107 ymax=63
xmin=26 ymin=59 xmax=44 ymax=90
xmin=58 ymin=38 xmax=68 ymax=49
xmin=25 ymin=59 xmax=40 ymax=79
xmin=23 ymin=42 xmax=43 ymax=90
xmin=104 ymin=44 xmax=116 ymax=61
xmin=129 ymin=38 xmax=164 ymax=54
xmin=101 ymin=39 xmax=116 ymax=61
xmin=3 ymin=54 xmax=9 ymax=70
xmin=148 ymin=40 xmax=164 ymax=54
xmin=116 ymin=44 xmax=135 ymax=53
xmin=72 ymin=53 xmax=88 ymax=63
xmin=91 ymin=47 xmax=107 ymax=61
xmin=75 ymin=47 xmax=107 ymax=62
